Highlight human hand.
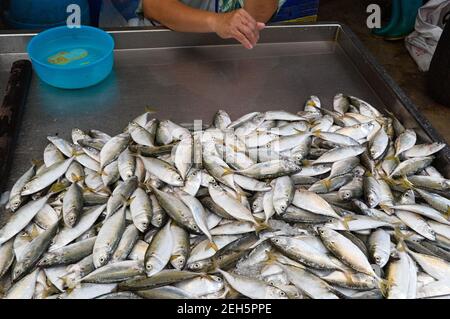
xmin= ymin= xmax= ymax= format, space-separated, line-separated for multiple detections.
xmin=211 ymin=9 xmax=265 ymax=49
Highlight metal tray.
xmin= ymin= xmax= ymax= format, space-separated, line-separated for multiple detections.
xmin=1 ymin=23 xmax=449 ymax=188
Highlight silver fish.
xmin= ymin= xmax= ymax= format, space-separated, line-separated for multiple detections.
xmin=8 ymin=165 xmax=36 ymax=212
xmin=144 ymin=221 xmax=173 ymax=276
xmin=99 ymin=132 xmax=130 ymax=169
xmin=93 ymin=206 xmax=126 ymax=268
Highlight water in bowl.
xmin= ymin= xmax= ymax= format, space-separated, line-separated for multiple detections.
xmin=45 ymin=45 xmax=105 ymax=68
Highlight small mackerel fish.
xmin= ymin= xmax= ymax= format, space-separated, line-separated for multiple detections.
xmin=0 ymin=94 xmax=449 ymax=299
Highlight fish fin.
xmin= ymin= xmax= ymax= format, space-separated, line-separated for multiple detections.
xmin=383 ymin=176 xmax=413 ymax=190
xmin=218 ymin=287 xmax=230 ymax=299
xmin=71 ymin=150 xmax=84 ymax=157
xmin=221 ymin=168 xmax=235 ymax=177
xmin=384 ymin=155 xmax=401 ymax=164
xmin=342 ymin=215 xmax=355 ymax=230
xmin=342 ymin=271 xmax=356 ymax=287
xmin=393 ymin=227 xmax=412 ymax=252
xmin=207 ymin=241 xmax=219 ymax=252
xmin=71 ymin=173 xmax=84 ymax=183
xmin=399 ymin=177 xmax=414 ymax=189
xmin=83 ymin=186 xmax=96 ymax=194
xmin=119 ymin=195 xmax=130 ymax=206
xmin=379 ymin=204 xmax=393 ymax=214
xmin=312 ymin=130 xmax=322 ymax=137
xmin=58 ymin=273 xmax=78 ymax=290
xmin=29 ymin=224 xmax=40 ymax=239
xmin=321 ymin=178 xmax=332 ymax=191
xmin=265 ymin=251 xmax=279 ymax=265
xmin=49 ymin=182 xmax=67 ymax=195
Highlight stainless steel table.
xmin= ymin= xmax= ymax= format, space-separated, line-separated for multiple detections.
xmin=0 ymin=24 xmax=449 ymax=188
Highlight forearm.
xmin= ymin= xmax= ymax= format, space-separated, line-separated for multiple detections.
xmin=143 ymin=0 xmax=217 ymax=33
xmin=244 ymin=0 xmax=278 ymax=23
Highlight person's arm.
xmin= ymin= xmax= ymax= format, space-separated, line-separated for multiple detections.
xmin=244 ymin=0 xmax=279 ymax=23
xmin=142 ymin=0 xmax=265 ymax=49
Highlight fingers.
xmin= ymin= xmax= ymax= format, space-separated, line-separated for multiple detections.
xmin=233 ymin=30 xmax=253 ymax=50
xmin=257 ymin=22 xmax=266 ymax=31
xmin=235 ymin=9 xmax=263 ymax=49
xmin=241 ymin=18 xmax=260 ymax=42
xmin=237 ymin=23 xmax=258 ymax=48
xmin=218 ymin=9 xmax=265 ymax=49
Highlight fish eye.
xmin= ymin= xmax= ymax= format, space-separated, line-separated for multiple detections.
xmin=279 ymin=291 xmax=286 ymax=296
xmin=99 ymin=257 xmax=105 ymax=264
xmin=146 ymin=264 xmax=153 ymax=270
xmin=177 ymin=176 xmax=183 ymax=181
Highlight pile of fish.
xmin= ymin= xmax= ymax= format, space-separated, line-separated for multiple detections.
xmin=1 ymin=94 xmax=450 ymax=299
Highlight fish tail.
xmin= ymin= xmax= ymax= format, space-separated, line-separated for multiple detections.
xmin=393 ymin=227 xmax=411 ymax=252
xmin=312 ymin=130 xmax=322 ymax=137
xmin=98 ymin=169 xmax=109 ymax=177
xmin=255 ymin=222 xmax=270 ymax=234
xmin=127 ymin=196 xmax=136 ymax=205
xmin=49 ymin=182 xmax=67 ymax=195
xmin=207 ymin=241 xmax=219 ymax=252
xmin=445 ymin=207 xmax=450 ymax=220
xmin=71 ymin=173 xmax=84 ymax=183
xmin=400 ymin=177 xmax=414 ymax=189
xmin=378 ymin=278 xmax=391 ymax=298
